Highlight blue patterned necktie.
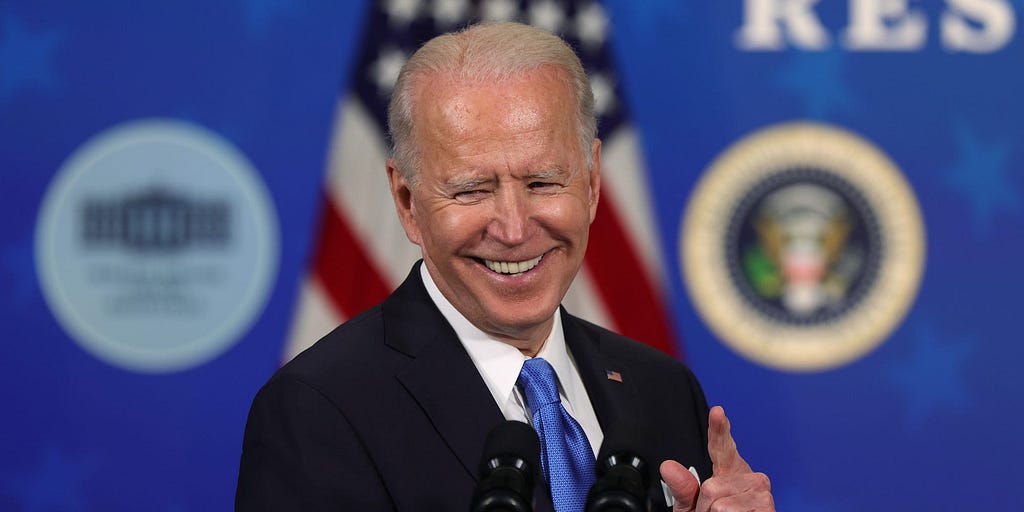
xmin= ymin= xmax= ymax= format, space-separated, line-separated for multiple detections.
xmin=518 ymin=357 xmax=596 ymax=512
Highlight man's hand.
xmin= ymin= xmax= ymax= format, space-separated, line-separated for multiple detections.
xmin=660 ymin=406 xmax=774 ymax=512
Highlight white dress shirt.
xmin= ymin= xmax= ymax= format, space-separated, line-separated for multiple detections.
xmin=420 ymin=264 xmax=604 ymax=456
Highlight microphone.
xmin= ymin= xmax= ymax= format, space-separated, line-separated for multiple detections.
xmin=585 ymin=422 xmax=653 ymax=512
xmin=470 ymin=420 xmax=542 ymax=512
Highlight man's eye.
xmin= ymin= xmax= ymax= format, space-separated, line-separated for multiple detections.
xmin=529 ymin=182 xmax=559 ymax=191
xmin=454 ymin=190 xmax=488 ymax=203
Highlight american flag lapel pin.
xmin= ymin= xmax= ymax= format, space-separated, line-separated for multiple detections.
xmin=605 ymin=370 xmax=623 ymax=383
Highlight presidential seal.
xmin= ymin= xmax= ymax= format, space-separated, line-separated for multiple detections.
xmin=680 ymin=122 xmax=925 ymax=371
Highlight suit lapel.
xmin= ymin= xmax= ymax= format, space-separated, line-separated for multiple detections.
xmin=564 ymin=311 xmax=691 ymax=507
xmin=379 ymin=267 xmax=639 ymax=508
xmin=561 ymin=309 xmax=642 ymax=438
xmin=383 ymin=265 xmax=505 ymax=481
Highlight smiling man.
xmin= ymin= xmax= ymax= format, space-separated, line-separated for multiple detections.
xmin=237 ymin=22 xmax=773 ymax=512
xmin=389 ymin=62 xmax=598 ymax=356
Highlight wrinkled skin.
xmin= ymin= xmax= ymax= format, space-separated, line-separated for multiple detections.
xmin=388 ymin=66 xmax=600 ymax=356
xmin=661 ymin=407 xmax=775 ymax=512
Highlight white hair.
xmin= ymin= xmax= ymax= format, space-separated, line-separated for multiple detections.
xmin=387 ymin=21 xmax=596 ymax=185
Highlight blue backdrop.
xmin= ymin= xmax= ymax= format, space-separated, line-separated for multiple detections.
xmin=2 ymin=1 xmax=1021 ymax=510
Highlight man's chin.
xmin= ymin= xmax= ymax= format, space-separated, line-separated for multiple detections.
xmin=478 ymin=306 xmax=559 ymax=342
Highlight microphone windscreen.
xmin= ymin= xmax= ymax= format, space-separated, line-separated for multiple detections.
xmin=587 ymin=421 xmax=656 ymax=512
xmin=479 ymin=420 xmax=541 ymax=479
xmin=595 ymin=420 xmax=653 ymax=482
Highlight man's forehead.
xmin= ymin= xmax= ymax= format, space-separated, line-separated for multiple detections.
xmin=416 ymin=76 xmax=571 ymax=138
xmin=413 ymin=66 xmax=570 ymax=110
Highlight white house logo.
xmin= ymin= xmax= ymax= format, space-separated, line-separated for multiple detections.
xmin=36 ymin=119 xmax=279 ymax=374
xmin=680 ymin=122 xmax=925 ymax=371
xmin=82 ymin=187 xmax=230 ymax=252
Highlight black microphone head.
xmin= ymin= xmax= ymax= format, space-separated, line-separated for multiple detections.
xmin=594 ymin=420 xmax=651 ymax=483
xmin=478 ymin=420 xmax=541 ymax=482
xmin=586 ymin=421 xmax=654 ymax=512
xmin=471 ymin=421 xmax=541 ymax=512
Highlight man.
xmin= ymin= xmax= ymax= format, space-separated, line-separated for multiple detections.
xmin=237 ymin=22 xmax=773 ymax=511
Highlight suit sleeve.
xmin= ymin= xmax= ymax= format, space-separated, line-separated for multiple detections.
xmin=682 ymin=365 xmax=713 ymax=478
xmin=235 ymin=374 xmax=395 ymax=511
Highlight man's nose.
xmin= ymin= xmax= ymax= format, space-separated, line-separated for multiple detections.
xmin=488 ymin=189 xmax=531 ymax=245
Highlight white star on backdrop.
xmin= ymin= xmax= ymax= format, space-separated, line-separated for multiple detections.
xmin=385 ymin=0 xmax=421 ymax=27
xmin=481 ymin=0 xmax=518 ymax=22
xmin=433 ymin=0 xmax=469 ymax=27
xmin=575 ymin=2 xmax=608 ymax=47
xmin=529 ymin=0 xmax=565 ymax=34
xmin=588 ymin=72 xmax=615 ymax=115
xmin=372 ymin=47 xmax=408 ymax=92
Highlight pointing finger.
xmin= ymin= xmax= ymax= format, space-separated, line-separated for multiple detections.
xmin=708 ymin=406 xmax=751 ymax=477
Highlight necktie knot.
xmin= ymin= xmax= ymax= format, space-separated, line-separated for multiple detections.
xmin=518 ymin=357 xmax=561 ymax=408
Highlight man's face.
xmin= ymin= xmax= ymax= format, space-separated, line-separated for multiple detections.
xmin=388 ymin=66 xmax=600 ymax=350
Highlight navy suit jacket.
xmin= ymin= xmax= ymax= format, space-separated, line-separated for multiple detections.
xmin=236 ymin=263 xmax=712 ymax=510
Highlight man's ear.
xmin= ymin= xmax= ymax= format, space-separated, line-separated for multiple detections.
xmin=386 ymin=159 xmax=422 ymax=246
xmin=588 ymin=138 xmax=602 ymax=224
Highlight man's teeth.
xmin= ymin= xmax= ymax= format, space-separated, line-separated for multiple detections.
xmin=483 ymin=255 xmax=543 ymax=275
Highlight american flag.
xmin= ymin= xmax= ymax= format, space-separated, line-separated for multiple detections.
xmin=284 ymin=0 xmax=680 ymax=361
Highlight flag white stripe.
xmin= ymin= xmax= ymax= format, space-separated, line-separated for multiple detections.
xmin=563 ymin=264 xmax=615 ymax=329
xmin=325 ymin=96 xmax=422 ymax=287
xmin=599 ymin=127 xmax=667 ymax=290
xmin=283 ymin=275 xmax=345 ymax=362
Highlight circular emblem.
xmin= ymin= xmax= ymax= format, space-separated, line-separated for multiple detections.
xmin=680 ymin=122 xmax=925 ymax=371
xmin=36 ymin=119 xmax=279 ymax=373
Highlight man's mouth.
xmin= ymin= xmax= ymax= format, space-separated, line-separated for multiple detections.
xmin=481 ymin=254 xmax=544 ymax=275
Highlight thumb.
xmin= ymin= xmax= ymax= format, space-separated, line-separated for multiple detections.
xmin=659 ymin=459 xmax=699 ymax=512
xmin=708 ymin=405 xmax=752 ymax=476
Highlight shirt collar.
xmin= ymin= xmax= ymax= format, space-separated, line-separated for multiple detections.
xmin=420 ymin=264 xmax=578 ymax=409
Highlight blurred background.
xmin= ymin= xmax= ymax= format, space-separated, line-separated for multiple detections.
xmin=2 ymin=1 xmax=1022 ymax=510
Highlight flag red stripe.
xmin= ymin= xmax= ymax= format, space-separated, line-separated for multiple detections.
xmin=585 ymin=196 xmax=679 ymax=357
xmin=312 ymin=193 xmax=392 ymax=318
